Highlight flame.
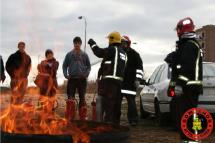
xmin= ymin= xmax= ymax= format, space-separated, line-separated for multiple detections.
xmin=0 ymin=97 xmax=90 ymax=143
xmin=0 ymin=94 xmax=117 ymax=143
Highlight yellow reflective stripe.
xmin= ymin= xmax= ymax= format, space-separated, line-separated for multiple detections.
xmin=188 ymin=40 xmax=200 ymax=81
xmin=121 ymin=90 xmax=136 ymax=95
xmin=136 ymin=69 xmax=144 ymax=75
xmin=103 ymin=75 xmax=123 ymax=81
xmin=136 ymin=74 xmax=143 ymax=79
xmin=178 ymin=75 xmax=189 ymax=81
xmin=186 ymin=81 xmax=202 ymax=85
xmin=176 ymin=65 xmax=181 ymax=69
xmin=91 ymin=44 xmax=97 ymax=48
xmin=113 ymin=46 xmax=118 ymax=77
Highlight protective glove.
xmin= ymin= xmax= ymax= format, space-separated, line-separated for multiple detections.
xmin=175 ymin=85 xmax=183 ymax=96
xmin=1 ymin=75 xmax=6 ymax=83
xmin=88 ymin=39 xmax=96 ymax=47
xmin=135 ymin=80 xmax=140 ymax=88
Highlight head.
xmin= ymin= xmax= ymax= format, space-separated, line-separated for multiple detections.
xmin=107 ymin=31 xmax=121 ymax=45
xmin=18 ymin=41 xmax=25 ymax=53
xmin=73 ymin=36 xmax=82 ymax=51
xmin=176 ymin=17 xmax=195 ymax=37
xmin=45 ymin=49 xmax=54 ymax=60
xmin=121 ymin=36 xmax=131 ymax=49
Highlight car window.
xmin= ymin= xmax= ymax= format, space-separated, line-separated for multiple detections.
xmin=160 ymin=64 xmax=169 ymax=81
xmin=154 ymin=65 xmax=165 ymax=84
xmin=203 ymin=63 xmax=215 ymax=77
xmin=149 ymin=65 xmax=162 ymax=84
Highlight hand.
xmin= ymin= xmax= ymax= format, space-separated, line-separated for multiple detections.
xmin=175 ymin=85 xmax=183 ymax=96
xmin=135 ymin=80 xmax=140 ymax=88
xmin=88 ymin=39 xmax=96 ymax=46
xmin=1 ymin=75 xmax=6 ymax=83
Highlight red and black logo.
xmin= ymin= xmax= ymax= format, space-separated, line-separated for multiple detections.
xmin=181 ymin=108 xmax=214 ymax=141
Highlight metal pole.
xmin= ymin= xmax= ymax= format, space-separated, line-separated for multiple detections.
xmin=84 ymin=17 xmax=87 ymax=52
xmin=78 ymin=16 xmax=87 ymax=52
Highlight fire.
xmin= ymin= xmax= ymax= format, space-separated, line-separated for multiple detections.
xmin=0 ymin=97 xmax=90 ymax=143
xmin=0 ymin=94 xmax=118 ymax=143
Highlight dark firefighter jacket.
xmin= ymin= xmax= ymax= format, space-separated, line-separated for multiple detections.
xmin=165 ymin=38 xmax=203 ymax=93
xmin=90 ymin=43 xmax=127 ymax=81
xmin=6 ymin=50 xmax=31 ymax=79
xmin=121 ymin=48 xmax=144 ymax=95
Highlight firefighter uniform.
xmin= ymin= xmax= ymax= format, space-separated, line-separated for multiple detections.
xmin=165 ymin=17 xmax=203 ymax=142
xmin=88 ymin=34 xmax=127 ymax=124
xmin=120 ymin=47 xmax=144 ymax=125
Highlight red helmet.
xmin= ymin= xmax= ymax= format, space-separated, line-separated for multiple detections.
xmin=176 ymin=17 xmax=195 ymax=37
xmin=122 ymin=35 xmax=131 ymax=47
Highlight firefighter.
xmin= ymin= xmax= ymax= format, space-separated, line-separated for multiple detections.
xmin=6 ymin=41 xmax=31 ymax=104
xmin=165 ymin=17 xmax=203 ymax=142
xmin=0 ymin=55 xmax=6 ymax=83
xmin=88 ymin=31 xmax=127 ymax=124
xmin=119 ymin=36 xmax=144 ymax=126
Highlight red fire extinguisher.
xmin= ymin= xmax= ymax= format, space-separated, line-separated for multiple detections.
xmin=65 ymin=99 xmax=76 ymax=120
xmin=79 ymin=103 xmax=87 ymax=120
xmin=91 ymin=96 xmax=96 ymax=121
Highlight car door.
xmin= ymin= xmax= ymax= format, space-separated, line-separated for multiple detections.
xmin=147 ymin=65 xmax=166 ymax=113
xmin=141 ymin=65 xmax=163 ymax=113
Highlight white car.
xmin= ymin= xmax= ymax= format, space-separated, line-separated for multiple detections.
xmin=139 ymin=62 xmax=215 ymax=124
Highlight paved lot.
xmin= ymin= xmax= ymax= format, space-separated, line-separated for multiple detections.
xmin=0 ymin=92 xmax=214 ymax=143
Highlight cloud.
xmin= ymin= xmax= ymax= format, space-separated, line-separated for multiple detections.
xmin=1 ymin=0 xmax=215 ymax=85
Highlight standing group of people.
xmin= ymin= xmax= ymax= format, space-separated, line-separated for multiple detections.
xmin=0 ymin=16 xmax=203 ymax=142
xmin=88 ymin=31 xmax=144 ymax=125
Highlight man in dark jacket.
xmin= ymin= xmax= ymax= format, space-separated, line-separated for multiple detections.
xmin=6 ymin=41 xmax=31 ymax=104
xmin=0 ymin=55 xmax=6 ymax=83
xmin=63 ymin=37 xmax=91 ymax=119
xmin=165 ymin=17 xmax=203 ymax=142
xmin=88 ymin=31 xmax=127 ymax=124
xmin=120 ymin=35 xmax=144 ymax=126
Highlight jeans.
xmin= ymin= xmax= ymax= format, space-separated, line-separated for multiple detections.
xmin=67 ymin=78 xmax=87 ymax=108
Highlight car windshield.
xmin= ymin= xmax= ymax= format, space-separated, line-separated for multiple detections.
xmin=203 ymin=63 xmax=215 ymax=77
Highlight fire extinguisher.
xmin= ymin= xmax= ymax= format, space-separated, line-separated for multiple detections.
xmin=91 ymin=94 xmax=96 ymax=121
xmin=65 ymin=98 xmax=77 ymax=121
xmin=79 ymin=102 xmax=87 ymax=120
xmin=96 ymin=95 xmax=103 ymax=121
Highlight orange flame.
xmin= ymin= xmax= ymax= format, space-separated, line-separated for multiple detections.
xmin=0 ymin=98 xmax=90 ymax=143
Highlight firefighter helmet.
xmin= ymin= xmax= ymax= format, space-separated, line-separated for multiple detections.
xmin=176 ymin=17 xmax=195 ymax=37
xmin=122 ymin=35 xmax=131 ymax=47
xmin=107 ymin=31 xmax=121 ymax=44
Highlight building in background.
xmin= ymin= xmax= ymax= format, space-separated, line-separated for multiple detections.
xmin=196 ymin=25 xmax=215 ymax=62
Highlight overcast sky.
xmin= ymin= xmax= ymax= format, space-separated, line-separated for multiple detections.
xmin=0 ymin=0 xmax=215 ymax=86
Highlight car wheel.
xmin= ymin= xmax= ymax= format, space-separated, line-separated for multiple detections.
xmin=140 ymin=96 xmax=150 ymax=119
xmin=154 ymin=99 xmax=169 ymax=126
